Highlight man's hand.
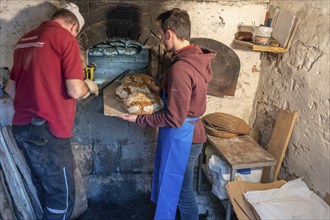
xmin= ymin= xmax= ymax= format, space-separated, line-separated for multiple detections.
xmin=118 ymin=114 xmax=138 ymax=123
xmin=84 ymin=79 xmax=99 ymax=96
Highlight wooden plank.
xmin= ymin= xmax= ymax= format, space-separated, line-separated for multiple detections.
xmin=2 ymin=126 xmax=43 ymax=218
xmin=207 ymin=135 xmax=276 ymax=169
xmin=103 ymin=80 xmax=126 ymax=116
xmin=284 ymin=20 xmax=299 ymax=52
xmin=261 ymin=110 xmax=298 ymax=182
xmin=0 ymin=170 xmax=16 ymax=220
xmin=2 ymin=126 xmax=89 ymax=219
xmin=0 ymin=127 xmax=37 ymax=220
xmin=233 ymin=40 xmax=287 ymax=53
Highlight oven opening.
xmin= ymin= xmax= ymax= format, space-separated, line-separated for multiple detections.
xmin=87 ymin=37 xmax=150 ymax=85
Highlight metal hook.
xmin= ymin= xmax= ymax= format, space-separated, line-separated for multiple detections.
xmin=238 ymin=22 xmax=243 ymax=31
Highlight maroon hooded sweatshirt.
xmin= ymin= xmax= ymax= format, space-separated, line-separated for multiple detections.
xmin=136 ymin=44 xmax=215 ymax=143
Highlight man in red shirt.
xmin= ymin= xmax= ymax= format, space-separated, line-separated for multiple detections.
xmin=5 ymin=3 xmax=98 ymax=219
xmin=120 ymin=8 xmax=215 ymax=220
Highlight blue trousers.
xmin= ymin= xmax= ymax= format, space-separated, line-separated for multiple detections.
xmin=177 ymin=143 xmax=203 ymax=220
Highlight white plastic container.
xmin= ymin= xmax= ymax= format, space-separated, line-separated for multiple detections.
xmin=254 ymin=26 xmax=273 ymax=38
xmin=208 ymin=155 xmax=262 ymax=200
xmin=253 ymin=26 xmax=273 ymax=45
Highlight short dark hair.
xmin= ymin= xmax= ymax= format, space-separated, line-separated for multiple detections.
xmin=157 ymin=8 xmax=191 ymax=41
xmin=52 ymin=8 xmax=79 ymax=30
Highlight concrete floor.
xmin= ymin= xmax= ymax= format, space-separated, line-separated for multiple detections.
xmin=76 ymin=173 xmax=234 ymax=220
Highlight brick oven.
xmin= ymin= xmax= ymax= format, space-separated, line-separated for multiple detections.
xmin=72 ymin=2 xmax=168 ymax=209
xmin=70 ymin=2 xmax=238 ymax=219
xmin=0 ymin=1 xmax=242 ymax=219
xmin=77 ymin=3 xmax=164 ymax=78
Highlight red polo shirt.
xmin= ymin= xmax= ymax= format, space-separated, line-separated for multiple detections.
xmin=10 ymin=21 xmax=84 ymax=138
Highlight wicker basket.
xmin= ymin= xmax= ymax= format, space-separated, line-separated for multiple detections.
xmin=202 ymin=117 xmax=239 ymax=138
xmin=203 ymin=112 xmax=250 ymax=135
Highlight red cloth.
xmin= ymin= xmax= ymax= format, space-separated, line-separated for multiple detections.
xmin=10 ymin=21 xmax=84 ymax=138
xmin=137 ymin=45 xmax=215 ymax=143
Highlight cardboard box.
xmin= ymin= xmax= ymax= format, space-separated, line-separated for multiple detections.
xmin=226 ymin=180 xmax=286 ymax=220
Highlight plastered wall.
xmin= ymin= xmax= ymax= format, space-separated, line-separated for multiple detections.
xmin=0 ymin=0 xmax=268 ymax=125
xmin=0 ymin=0 xmax=269 ymax=209
xmin=253 ymin=0 xmax=330 ymax=201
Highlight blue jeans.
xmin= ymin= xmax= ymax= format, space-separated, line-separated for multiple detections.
xmin=177 ymin=143 xmax=203 ymax=220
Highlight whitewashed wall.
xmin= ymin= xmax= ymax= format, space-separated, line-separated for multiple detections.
xmin=253 ymin=0 xmax=330 ymax=201
xmin=177 ymin=1 xmax=268 ymax=124
xmin=0 ymin=1 xmax=59 ymax=125
xmin=0 ymin=0 xmax=268 ymax=126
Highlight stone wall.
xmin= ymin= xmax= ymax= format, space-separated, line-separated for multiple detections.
xmin=253 ymin=0 xmax=330 ymax=202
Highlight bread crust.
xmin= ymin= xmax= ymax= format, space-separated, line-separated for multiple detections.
xmin=120 ymin=73 xmax=154 ymax=85
xmin=114 ymin=73 xmax=163 ymax=114
xmin=122 ymin=92 xmax=164 ymax=115
xmin=115 ymin=82 xmax=150 ymax=100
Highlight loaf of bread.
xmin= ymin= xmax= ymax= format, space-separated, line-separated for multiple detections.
xmin=115 ymin=73 xmax=164 ymax=115
xmin=120 ymin=73 xmax=154 ymax=85
xmin=122 ymin=92 xmax=164 ymax=115
xmin=115 ymin=82 xmax=150 ymax=100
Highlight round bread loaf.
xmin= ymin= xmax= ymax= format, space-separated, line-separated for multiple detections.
xmin=115 ymin=83 xmax=151 ymax=100
xmin=120 ymin=73 xmax=154 ymax=85
xmin=103 ymin=47 xmax=118 ymax=56
xmin=123 ymin=92 xmax=164 ymax=115
xmin=124 ymin=47 xmax=138 ymax=55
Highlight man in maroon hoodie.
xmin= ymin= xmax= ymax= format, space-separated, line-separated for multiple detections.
xmin=120 ymin=8 xmax=215 ymax=220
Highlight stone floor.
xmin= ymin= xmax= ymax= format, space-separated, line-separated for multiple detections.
xmin=76 ymin=173 xmax=236 ymax=220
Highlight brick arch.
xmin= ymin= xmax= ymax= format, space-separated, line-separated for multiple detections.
xmin=77 ymin=3 xmax=160 ymax=49
xmin=75 ymin=4 xmax=165 ymax=77
xmin=78 ymin=20 xmax=159 ymax=51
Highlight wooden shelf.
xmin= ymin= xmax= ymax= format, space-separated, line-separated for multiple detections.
xmin=233 ymin=40 xmax=288 ymax=53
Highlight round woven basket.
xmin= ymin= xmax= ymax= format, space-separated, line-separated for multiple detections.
xmin=201 ymin=117 xmax=239 ymax=138
xmin=203 ymin=112 xmax=250 ymax=135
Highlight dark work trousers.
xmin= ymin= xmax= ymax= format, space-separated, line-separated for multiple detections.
xmin=12 ymin=125 xmax=75 ymax=220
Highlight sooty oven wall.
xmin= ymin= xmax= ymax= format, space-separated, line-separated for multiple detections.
xmin=71 ymin=0 xmax=238 ymax=207
xmin=72 ymin=1 xmax=166 ymax=205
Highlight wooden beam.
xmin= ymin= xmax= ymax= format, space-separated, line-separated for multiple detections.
xmin=2 ymin=126 xmax=43 ymax=218
xmin=0 ymin=170 xmax=16 ymax=220
xmin=261 ymin=109 xmax=299 ymax=182
xmin=0 ymin=126 xmax=37 ymax=220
